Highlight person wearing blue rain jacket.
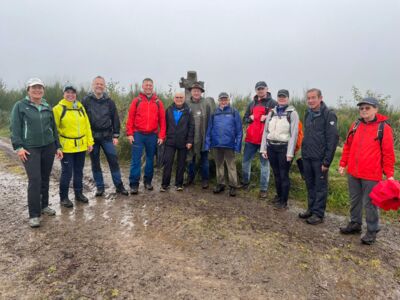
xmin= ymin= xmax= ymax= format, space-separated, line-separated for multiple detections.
xmin=204 ymin=92 xmax=242 ymax=197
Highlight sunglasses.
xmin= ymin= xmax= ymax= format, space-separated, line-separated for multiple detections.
xmin=359 ymin=106 xmax=373 ymax=111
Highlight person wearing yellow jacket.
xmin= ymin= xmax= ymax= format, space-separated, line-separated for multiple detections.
xmin=53 ymin=84 xmax=94 ymax=208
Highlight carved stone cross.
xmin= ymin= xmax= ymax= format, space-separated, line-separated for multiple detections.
xmin=179 ymin=71 xmax=204 ymax=101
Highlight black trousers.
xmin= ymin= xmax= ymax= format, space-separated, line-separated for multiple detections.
xmin=303 ymin=158 xmax=329 ymax=218
xmin=162 ymin=145 xmax=187 ymax=187
xmin=267 ymin=144 xmax=291 ymax=205
xmin=23 ymin=143 xmax=56 ymax=218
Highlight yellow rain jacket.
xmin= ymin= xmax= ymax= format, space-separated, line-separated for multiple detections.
xmin=53 ymin=99 xmax=94 ymax=153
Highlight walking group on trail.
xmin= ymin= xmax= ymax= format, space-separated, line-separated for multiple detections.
xmin=9 ymin=75 xmax=396 ymax=246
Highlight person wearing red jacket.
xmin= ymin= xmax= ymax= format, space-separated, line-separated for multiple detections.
xmin=126 ymin=78 xmax=166 ymax=194
xmin=338 ymin=97 xmax=395 ymax=245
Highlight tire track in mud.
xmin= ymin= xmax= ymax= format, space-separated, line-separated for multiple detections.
xmin=0 ymin=138 xmax=399 ymax=299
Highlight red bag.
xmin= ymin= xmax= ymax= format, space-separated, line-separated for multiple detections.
xmin=369 ymin=180 xmax=400 ymax=211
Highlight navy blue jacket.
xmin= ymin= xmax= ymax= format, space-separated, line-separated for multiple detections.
xmin=204 ymin=105 xmax=243 ymax=152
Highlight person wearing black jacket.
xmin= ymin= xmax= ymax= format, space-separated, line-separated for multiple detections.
xmin=160 ymin=92 xmax=195 ymax=191
xmin=82 ymin=76 xmax=128 ymax=196
xmin=299 ymin=88 xmax=339 ymax=225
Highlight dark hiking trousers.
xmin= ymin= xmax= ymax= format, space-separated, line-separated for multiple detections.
xmin=60 ymin=151 xmax=86 ymax=199
xmin=23 ymin=143 xmax=56 ymax=218
xmin=162 ymin=145 xmax=187 ymax=187
xmin=303 ymin=158 xmax=328 ymax=218
xmin=267 ymin=144 xmax=291 ymax=205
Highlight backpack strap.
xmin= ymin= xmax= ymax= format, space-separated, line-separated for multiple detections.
xmin=59 ymin=104 xmax=85 ymax=124
xmin=376 ymin=120 xmax=389 ymax=144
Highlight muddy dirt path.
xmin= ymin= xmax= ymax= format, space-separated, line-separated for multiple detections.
xmin=0 ymin=139 xmax=399 ymax=300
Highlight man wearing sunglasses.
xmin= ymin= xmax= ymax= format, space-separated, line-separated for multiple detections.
xmin=339 ymin=97 xmax=395 ymax=245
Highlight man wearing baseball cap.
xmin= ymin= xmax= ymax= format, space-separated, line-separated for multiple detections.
xmin=241 ymin=81 xmax=277 ymax=198
xmin=204 ymin=92 xmax=242 ymax=196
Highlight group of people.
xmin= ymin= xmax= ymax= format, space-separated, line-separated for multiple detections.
xmin=10 ymin=76 xmax=396 ymax=245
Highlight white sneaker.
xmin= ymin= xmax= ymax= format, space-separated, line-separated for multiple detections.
xmin=29 ymin=217 xmax=41 ymax=228
xmin=41 ymin=207 xmax=56 ymax=216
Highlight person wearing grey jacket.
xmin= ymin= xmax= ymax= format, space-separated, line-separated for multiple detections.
xmin=260 ymin=89 xmax=299 ymax=209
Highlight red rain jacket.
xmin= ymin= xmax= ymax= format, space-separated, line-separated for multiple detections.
xmin=340 ymin=114 xmax=395 ymax=181
xmin=126 ymin=93 xmax=166 ymax=139
xmin=370 ymin=180 xmax=400 ymax=211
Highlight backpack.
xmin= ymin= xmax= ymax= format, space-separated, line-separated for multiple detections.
xmin=346 ymin=119 xmax=388 ymax=146
xmin=270 ymin=110 xmax=303 ymax=154
xmin=59 ymin=104 xmax=85 ymax=124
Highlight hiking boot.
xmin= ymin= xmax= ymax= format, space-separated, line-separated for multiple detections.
xmin=160 ymin=185 xmax=169 ymax=192
xmin=29 ymin=217 xmax=41 ymax=228
xmin=274 ymin=202 xmax=288 ymax=210
xmin=184 ymin=177 xmax=194 ymax=187
xmin=259 ymin=190 xmax=268 ymax=199
xmin=116 ymin=184 xmax=129 ymax=196
xmin=130 ymin=186 xmax=138 ymax=195
xmin=213 ymin=184 xmax=225 ymax=194
xmin=361 ymin=231 xmax=377 ymax=245
xmin=144 ymin=183 xmax=154 ymax=191
xmin=340 ymin=221 xmax=362 ymax=234
xmin=95 ymin=187 xmax=105 ymax=197
xmin=229 ymin=187 xmax=236 ymax=197
xmin=306 ymin=214 xmax=323 ymax=225
xmin=41 ymin=206 xmax=56 ymax=216
xmin=60 ymin=198 xmax=74 ymax=208
xmin=239 ymin=182 xmax=250 ymax=191
xmin=202 ymin=181 xmax=209 ymax=189
xmin=175 ymin=186 xmax=184 ymax=192
xmin=271 ymin=195 xmax=280 ymax=204
xmin=75 ymin=193 xmax=89 ymax=203
xmin=298 ymin=210 xmax=312 ymax=219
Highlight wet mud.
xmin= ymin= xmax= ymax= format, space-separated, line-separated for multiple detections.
xmin=0 ymin=139 xmax=399 ymax=299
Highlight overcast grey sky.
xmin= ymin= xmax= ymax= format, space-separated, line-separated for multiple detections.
xmin=1 ymin=0 xmax=399 ymax=106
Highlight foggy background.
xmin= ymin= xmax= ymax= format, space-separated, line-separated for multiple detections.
xmin=1 ymin=0 xmax=399 ymax=106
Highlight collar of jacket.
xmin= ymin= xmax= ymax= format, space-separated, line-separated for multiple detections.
xmin=24 ymin=96 xmax=50 ymax=108
xmin=307 ymin=101 xmax=328 ymax=117
xmin=58 ymin=98 xmax=82 ymax=108
xmin=87 ymin=92 xmax=109 ymax=101
xmin=253 ymin=92 xmax=272 ymax=103
xmin=139 ymin=92 xmax=158 ymax=102
xmin=359 ymin=113 xmax=388 ymax=124
xmin=172 ymin=102 xmax=188 ymax=111
xmin=190 ymin=96 xmax=204 ymax=103
xmin=217 ymin=105 xmax=232 ymax=112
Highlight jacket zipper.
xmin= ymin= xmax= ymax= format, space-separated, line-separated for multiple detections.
xmin=77 ymin=106 xmax=81 ymax=151
xmin=146 ymin=99 xmax=150 ymax=132
xmin=355 ymin=124 xmax=366 ymax=176
xmin=39 ymin=107 xmax=44 ymax=145
xmin=24 ymin=120 xmax=28 ymax=139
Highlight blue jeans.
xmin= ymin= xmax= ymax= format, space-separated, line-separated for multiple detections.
xmin=60 ymin=151 xmax=86 ymax=198
xmin=187 ymin=151 xmax=209 ymax=182
xmin=129 ymin=132 xmax=157 ymax=187
xmin=242 ymin=142 xmax=270 ymax=191
xmin=90 ymin=138 xmax=123 ymax=189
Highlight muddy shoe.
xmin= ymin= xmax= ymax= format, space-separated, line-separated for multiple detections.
xmin=273 ymin=202 xmax=288 ymax=210
xmin=259 ymin=190 xmax=268 ymax=199
xmin=213 ymin=184 xmax=225 ymax=194
xmin=29 ymin=217 xmax=41 ymax=228
xmin=306 ymin=214 xmax=323 ymax=225
xmin=160 ymin=185 xmax=169 ymax=192
xmin=144 ymin=183 xmax=154 ymax=191
xmin=130 ymin=186 xmax=139 ymax=195
xmin=184 ymin=177 xmax=194 ymax=187
xmin=41 ymin=206 xmax=56 ymax=216
xmin=298 ymin=210 xmax=312 ymax=219
xmin=95 ymin=187 xmax=105 ymax=197
xmin=271 ymin=195 xmax=280 ymax=204
xmin=361 ymin=231 xmax=377 ymax=245
xmin=75 ymin=193 xmax=89 ymax=203
xmin=116 ymin=184 xmax=129 ymax=196
xmin=60 ymin=198 xmax=74 ymax=208
xmin=175 ymin=186 xmax=184 ymax=192
xmin=340 ymin=221 xmax=362 ymax=234
xmin=202 ymin=181 xmax=209 ymax=189
xmin=229 ymin=187 xmax=236 ymax=197
xmin=239 ymin=182 xmax=250 ymax=190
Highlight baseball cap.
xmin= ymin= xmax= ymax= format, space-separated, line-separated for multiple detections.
xmin=277 ymin=89 xmax=289 ymax=97
xmin=218 ymin=92 xmax=229 ymax=100
xmin=63 ymin=83 xmax=77 ymax=93
xmin=26 ymin=78 xmax=45 ymax=90
xmin=255 ymin=81 xmax=268 ymax=90
xmin=357 ymin=97 xmax=379 ymax=108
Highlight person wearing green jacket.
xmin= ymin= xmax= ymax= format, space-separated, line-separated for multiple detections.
xmin=10 ymin=78 xmax=63 ymax=228
xmin=53 ymin=84 xmax=94 ymax=208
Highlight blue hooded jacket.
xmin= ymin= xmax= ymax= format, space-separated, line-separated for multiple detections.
xmin=204 ymin=105 xmax=243 ymax=152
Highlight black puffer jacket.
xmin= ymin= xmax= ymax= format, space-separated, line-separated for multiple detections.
xmin=82 ymin=93 xmax=120 ymax=140
xmin=165 ymin=103 xmax=195 ymax=149
xmin=301 ymin=102 xmax=339 ymax=167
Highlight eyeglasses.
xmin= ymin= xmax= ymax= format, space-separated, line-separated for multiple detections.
xmin=359 ymin=106 xmax=372 ymax=111
xmin=175 ymin=97 xmax=184 ymax=99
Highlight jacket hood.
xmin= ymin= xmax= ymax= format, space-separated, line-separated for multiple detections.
xmin=138 ymin=92 xmax=158 ymax=101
